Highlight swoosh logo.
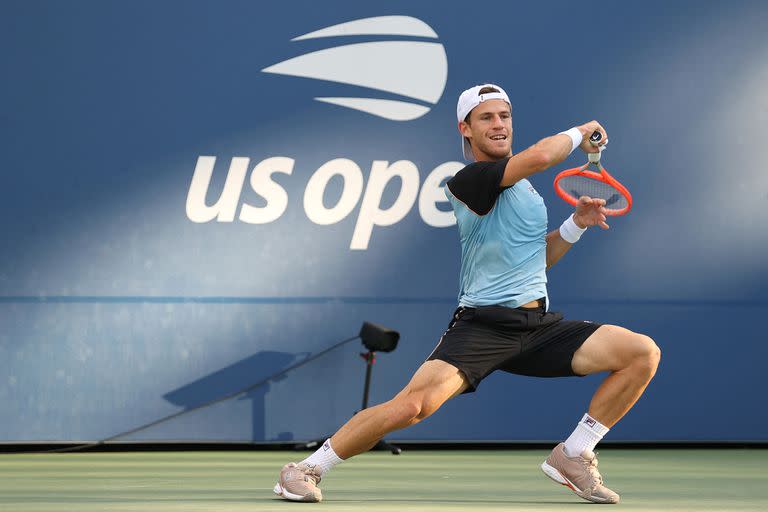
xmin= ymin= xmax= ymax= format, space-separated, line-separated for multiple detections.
xmin=262 ymin=16 xmax=448 ymax=121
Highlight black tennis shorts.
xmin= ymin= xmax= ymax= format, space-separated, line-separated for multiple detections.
xmin=427 ymin=303 xmax=601 ymax=392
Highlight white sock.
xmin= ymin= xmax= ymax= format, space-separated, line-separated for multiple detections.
xmin=300 ymin=439 xmax=344 ymax=476
xmin=563 ymin=413 xmax=610 ymax=457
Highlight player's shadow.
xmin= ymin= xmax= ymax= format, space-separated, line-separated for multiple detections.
xmin=163 ymin=350 xmax=300 ymax=440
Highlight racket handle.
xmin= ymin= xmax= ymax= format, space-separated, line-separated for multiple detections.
xmin=589 ymin=130 xmax=602 ymax=146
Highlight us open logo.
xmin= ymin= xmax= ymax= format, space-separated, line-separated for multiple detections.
xmin=261 ymin=15 xmax=448 ymax=121
xmin=185 ymin=16 xmax=461 ymax=250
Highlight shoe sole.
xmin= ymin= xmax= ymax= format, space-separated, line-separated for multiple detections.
xmin=273 ymin=482 xmax=322 ymax=503
xmin=540 ymin=461 xmax=617 ymax=504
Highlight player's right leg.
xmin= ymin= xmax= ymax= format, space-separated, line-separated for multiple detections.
xmin=541 ymin=324 xmax=660 ymax=504
xmin=274 ymin=359 xmax=468 ymax=502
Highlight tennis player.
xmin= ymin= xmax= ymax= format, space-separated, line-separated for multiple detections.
xmin=274 ymin=84 xmax=660 ymax=505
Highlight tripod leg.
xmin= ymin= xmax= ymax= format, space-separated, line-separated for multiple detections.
xmin=374 ymin=439 xmax=401 ymax=455
xmin=358 ymin=351 xmax=400 ymax=454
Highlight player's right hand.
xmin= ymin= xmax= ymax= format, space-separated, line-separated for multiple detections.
xmin=577 ymin=121 xmax=608 ymax=153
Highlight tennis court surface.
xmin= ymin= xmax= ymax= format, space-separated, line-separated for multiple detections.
xmin=1 ymin=449 xmax=766 ymax=511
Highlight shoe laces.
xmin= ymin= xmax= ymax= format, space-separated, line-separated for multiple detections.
xmin=297 ymin=463 xmax=322 ymax=485
xmin=581 ymin=454 xmax=603 ymax=487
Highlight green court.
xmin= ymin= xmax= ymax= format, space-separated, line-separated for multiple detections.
xmin=1 ymin=450 xmax=766 ymax=511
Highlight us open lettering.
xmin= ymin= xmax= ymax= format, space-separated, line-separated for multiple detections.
xmin=185 ymin=156 xmax=462 ymax=250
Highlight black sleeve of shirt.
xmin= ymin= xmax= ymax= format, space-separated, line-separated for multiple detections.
xmin=446 ymin=158 xmax=510 ymax=215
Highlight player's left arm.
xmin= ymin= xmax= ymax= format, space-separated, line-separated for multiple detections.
xmin=546 ymin=196 xmax=609 ymax=269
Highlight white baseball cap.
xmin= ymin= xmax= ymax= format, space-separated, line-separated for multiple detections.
xmin=456 ymin=83 xmax=511 ymax=161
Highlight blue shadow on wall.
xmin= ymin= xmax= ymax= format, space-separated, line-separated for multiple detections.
xmin=163 ymin=351 xmax=299 ymax=440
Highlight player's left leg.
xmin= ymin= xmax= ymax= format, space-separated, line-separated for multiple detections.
xmin=571 ymin=324 xmax=661 ymax=426
xmin=542 ymin=325 xmax=660 ymax=504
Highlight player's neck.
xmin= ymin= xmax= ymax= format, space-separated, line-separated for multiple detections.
xmin=473 ymin=151 xmax=513 ymax=163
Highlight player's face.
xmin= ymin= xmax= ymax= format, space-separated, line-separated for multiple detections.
xmin=460 ymin=99 xmax=513 ymax=161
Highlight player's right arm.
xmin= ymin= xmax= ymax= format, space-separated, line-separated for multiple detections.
xmin=500 ymin=121 xmax=607 ymax=187
xmin=446 ymin=121 xmax=608 ymax=216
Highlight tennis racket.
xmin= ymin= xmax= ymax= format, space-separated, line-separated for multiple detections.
xmin=553 ymin=131 xmax=633 ymax=216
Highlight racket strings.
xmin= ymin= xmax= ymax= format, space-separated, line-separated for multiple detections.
xmin=556 ymin=175 xmax=629 ymax=211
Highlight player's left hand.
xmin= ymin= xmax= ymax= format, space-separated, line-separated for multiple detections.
xmin=573 ymin=196 xmax=609 ymax=229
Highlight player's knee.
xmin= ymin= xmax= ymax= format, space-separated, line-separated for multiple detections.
xmin=391 ymin=394 xmax=441 ymax=426
xmin=632 ymin=334 xmax=661 ymax=377
xmin=389 ymin=397 xmax=423 ymax=426
xmin=415 ymin=397 xmax=441 ymax=422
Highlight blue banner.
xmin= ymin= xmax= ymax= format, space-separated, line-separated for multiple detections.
xmin=1 ymin=0 xmax=767 ymax=442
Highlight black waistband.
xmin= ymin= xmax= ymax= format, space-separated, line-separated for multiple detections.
xmin=454 ymin=302 xmax=561 ymax=330
xmin=458 ymin=297 xmax=545 ymax=312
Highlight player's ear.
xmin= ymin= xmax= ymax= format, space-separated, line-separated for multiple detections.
xmin=458 ymin=120 xmax=472 ymax=138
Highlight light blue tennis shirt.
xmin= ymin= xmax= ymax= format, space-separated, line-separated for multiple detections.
xmin=445 ymin=167 xmax=549 ymax=309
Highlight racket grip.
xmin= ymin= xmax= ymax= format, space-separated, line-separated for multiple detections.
xmin=589 ymin=130 xmax=602 ymax=146
xmin=588 ymin=151 xmax=601 ymax=163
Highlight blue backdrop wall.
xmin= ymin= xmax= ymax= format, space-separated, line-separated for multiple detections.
xmin=1 ymin=0 xmax=767 ymax=443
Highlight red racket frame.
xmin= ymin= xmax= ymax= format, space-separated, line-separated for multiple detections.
xmin=553 ymin=161 xmax=633 ymax=216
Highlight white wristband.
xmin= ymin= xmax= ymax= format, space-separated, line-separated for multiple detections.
xmin=559 ymin=214 xmax=587 ymax=243
xmin=558 ymin=127 xmax=582 ymax=155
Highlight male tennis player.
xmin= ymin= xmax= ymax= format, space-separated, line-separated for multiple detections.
xmin=274 ymin=84 xmax=660 ymax=505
